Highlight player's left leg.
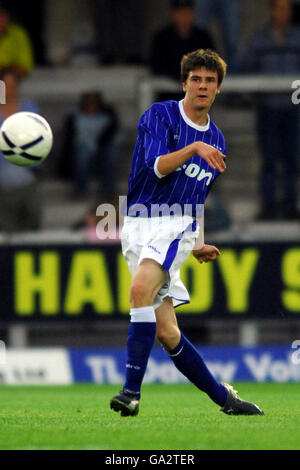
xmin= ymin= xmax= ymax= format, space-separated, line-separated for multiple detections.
xmin=156 ymin=298 xmax=264 ymax=415
xmin=155 ymin=297 xmax=228 ymax=407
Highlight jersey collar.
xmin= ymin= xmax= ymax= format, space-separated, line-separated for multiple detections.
xmin=179 ymin=99 xmax=210 ymax=132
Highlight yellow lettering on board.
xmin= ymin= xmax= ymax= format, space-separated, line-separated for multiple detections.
xmin=217 ymin=249 xmax=259 ymax=313
xmin=117 ymin=252 xmax=131 ymax=314
xmin=15 ymin=252 xmax=59 ymax=315
xmin=282 ymin=248 xmax=300 ymax=312
xmin=64 ymin=252 xmax=113 ymax=314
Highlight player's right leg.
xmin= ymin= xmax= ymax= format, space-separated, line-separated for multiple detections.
xmin=155 ymin=298 xmax=264 ymax=416
xmin=110 ymin=259 xmax=168 ymax=417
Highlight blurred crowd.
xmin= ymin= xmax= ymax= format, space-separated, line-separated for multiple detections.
xmin=0 ymin=0 xmax=299 ymax=233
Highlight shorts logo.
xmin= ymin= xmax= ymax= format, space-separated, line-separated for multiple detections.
xmin=148 ymin=245 xmax=161 ymax=254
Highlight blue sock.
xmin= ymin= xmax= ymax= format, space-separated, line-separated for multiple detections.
xmin=168 ymin=332 xmax=227 ymax=406
xmin=124 ymin=307 xmax=156 ymax=397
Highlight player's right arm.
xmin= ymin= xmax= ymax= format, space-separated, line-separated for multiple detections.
xmin=156 ymin=141 xmax=226 ymax=176
xmin=140 ymin=104 xmax=226 ymax=179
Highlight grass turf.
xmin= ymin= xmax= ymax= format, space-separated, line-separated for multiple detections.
xmin=0 ymin=383 xmax=299 ymax=450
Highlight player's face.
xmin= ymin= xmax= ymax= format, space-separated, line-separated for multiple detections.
xmin=182 ymin=68 xmax=221 ymax=112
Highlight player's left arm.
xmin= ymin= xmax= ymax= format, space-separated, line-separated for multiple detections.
xmin=193 ymin=132 xmax=226 ymax=263
xmin=192 ymin=217 xmax=220 ymax=263
xmin=192 ymin=244 xmax=220 ymax=263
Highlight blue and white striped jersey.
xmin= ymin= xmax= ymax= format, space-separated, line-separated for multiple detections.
xmin=126 ymin=99 xmax=226 ymax=217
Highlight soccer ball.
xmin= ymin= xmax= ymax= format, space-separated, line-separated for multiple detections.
xmin=0 ymin=111 xmax=53 ymax=167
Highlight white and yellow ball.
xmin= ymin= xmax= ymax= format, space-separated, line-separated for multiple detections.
xmin=0 ymin=111 xmax=53 ymax=167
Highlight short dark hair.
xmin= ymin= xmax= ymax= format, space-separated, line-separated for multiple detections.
xmin=180 ymin=49 xmax=227 ymax=84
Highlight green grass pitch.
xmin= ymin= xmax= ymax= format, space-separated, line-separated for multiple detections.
xmin=0 ymin=383 xmax=299 ymax=450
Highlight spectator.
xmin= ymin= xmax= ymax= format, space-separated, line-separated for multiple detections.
xmin=61 ymin=92 xmax=121 ymax=199
xmin=243 ymin=0 xmax=300 ymax=220
xmin=0 ymin=3 xmax=34 ymax=77
xmin=0 ymin=69 xmax=41 ymax=231
xmin=150 ymin=0 xmax=215 ymax=80
xmin=195 ymin=0 xmax=241 ymax=72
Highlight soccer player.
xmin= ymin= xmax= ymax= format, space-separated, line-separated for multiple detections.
xmin=110 ymin=49 xmax=263 ymax=417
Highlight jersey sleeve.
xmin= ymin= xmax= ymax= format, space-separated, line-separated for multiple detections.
xmin=138 ymin=104 xmax=175 ymax=179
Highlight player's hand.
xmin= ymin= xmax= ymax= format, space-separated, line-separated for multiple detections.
xmin=192 ymin=244 xmax=220 ymax=263
xmin=193 ymin=141 xmax=226 ymax=173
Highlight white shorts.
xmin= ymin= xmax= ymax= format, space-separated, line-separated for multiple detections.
xmin=121 ymin=215 xmax=200 ymax=310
